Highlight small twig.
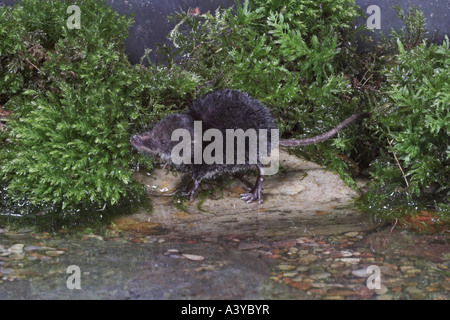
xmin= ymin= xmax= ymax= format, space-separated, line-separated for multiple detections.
xmin=387 ymin=138 xmax=409 ymax=188
xmin=96 ymin=203 xmax=107 ymax=211
xmin=390 ymin=218 xmax=398 ymax=233
xmin=196 ymin=70 xmax=225 ymax=90
xmin=361 ymin=73 xmax=373 ymax=87
xmin=25 ymin=58 xmax=46 ymax=76
xmin=359 ymin=69 xmax=370 ymax=84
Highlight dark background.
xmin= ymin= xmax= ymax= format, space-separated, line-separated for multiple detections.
xmin=1 ymin=0 xmax=448 ymax=63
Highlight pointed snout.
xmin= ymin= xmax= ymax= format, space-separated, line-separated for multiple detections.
xmin=130 ymin=135 xmax=143 ymax=148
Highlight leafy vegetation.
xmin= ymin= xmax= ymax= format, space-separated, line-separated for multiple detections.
xmin=364 ymin=35 xmax=449 ymax=220
xmin=168 ymin=0 xmax=367 ymax=187
xmin=357 ymin=6 xmax=449 ymax=224
xmin=0 ymin=0 xmax=200 ymax=211
xmin=0 ymin=0 xmax=448 ymax=227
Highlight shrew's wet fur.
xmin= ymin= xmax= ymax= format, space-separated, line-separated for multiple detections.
xmin=131 ymin=89 xmax=370 ymax=203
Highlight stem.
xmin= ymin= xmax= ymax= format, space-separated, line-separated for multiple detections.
xmin=387 ymin=138 xmax=409 ymax=188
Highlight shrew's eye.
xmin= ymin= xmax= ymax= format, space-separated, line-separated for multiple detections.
xmin=161 ymin=140 xmax=166 ymax=145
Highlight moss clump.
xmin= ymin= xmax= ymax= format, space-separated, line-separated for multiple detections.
xmin=0 ymin=0 xmax=201 ymax=211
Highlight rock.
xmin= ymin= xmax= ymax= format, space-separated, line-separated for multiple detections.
xmin=182 ymin=254 xmax=204 ymax=261
xmin=291 ymin=275 xmax=304 ymax=282
xmin=1 ymin=244 xmax=25 ymax=259
xmin=8 ymin=244 xmax=24 ymax=255
xmin=326 ymin=284 xmax=345 ymax=289
xmin=383 ymin=277 xmax=404 ymax=287
xmin=352 ymin=269 xmax=369 ymax=278
xmin=380 ymin=264 xmax=399 ymax=277
xmin=298 ymin=254 xmax=318 ymax=265
xmin=355 ymin=286 xmax=374 ymax=299
xmin=283 ymin=272 xmax=298 ymax=277
xmin=273 ymin=239 xmax=297 ymax=248
xmin=405 ymin=268 xmax=421 ymax=275
xmin=376 ymin=293 xmax=393 ymax=300
xmin=437 ymin=263 xmax=447 ymax=270
xmin=425 ymin=285 xmax=440 ymax=292
xmin=289 ymin=281 xmax=312 ymax=290
xmin=81 ymin=235 xmax=104 ymax=241
xmin=296 ymin=266 xmax=309 ymax=272
xmin=400 ymin=265 xmax=415 ymax=273
xmin=238 ymin=242 xmax=262 ymax=250
xmin=374 ymin=284 xmax=389 ymax=295
xmin=132 ymin=170 xmax=184 ymax=195
xmin=325 ymin=295 xmax=345 ymax=300
xmin=45 ymin=250 xmax=65 ymax=257
xmin=341 ymin=250 xmax=353 ymax=257
xmin=24 ymin=245 xmax=44 ymax=251
xmin=405 ymin=286 xmax=426 ymax=299
xmin=0 ymin=267 xmax=14 ymax=275
xmin=310 ymin=272 xmax=331 ymax=280
xmin=311 ymin=282 xmax=328 ymax=288
xmin=276 ymin=265 xmax=296 ymax=271
xmin=327 ymin=289 xmax=359 ymax=297
xmin=344 ymin=232 xmax=359 ymax=237
xmin=339 ymin=258 xmax=360 ymax=264
xmin=308 ymin=288 xmax=327 ymax=295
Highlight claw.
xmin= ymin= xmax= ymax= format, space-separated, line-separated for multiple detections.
xmin=239 ymin=191 xmax=262 ymax=204
xmin=180 ymin=179 xmax=201 ymax=202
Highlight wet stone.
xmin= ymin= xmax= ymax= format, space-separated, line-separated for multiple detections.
xmin=291 ymin=275 xmax=304 ymax=282
xmin=339 ymin=258 xmax=360 ymax=264
xmin=437 ymin=264 xmax=447 ymax=270
xmin=344 ymin=232 xmax=359 ymax=237
xmin=400 ymin=265 xmax=415 ymax=273
xmin=45 ymin=250 xmax=65 ymax=257
xmin=405 ymin=286 xmax=426 ymax=300
xmin=24 ymin=245 xmax=43 ymax=251
xmin=374 ymin=284 xmax=389 ymax=295
xmin=340 ymin=250 xmax=353 ymax=257
xmin=0 ymin=267 xmax=14 ymax=275
xmin=298 ymin=254 xmax=319 ymax=266
xmin=276 ymin=265 xmax=296 ymax=271
xmin=289 ymin=281 xmax=312 ymax=291
xmin=310 ymin=272 xmax=331 ymax=280
xmin=296 ymin=266 xmax=309 ymax=272
xmin=381 ymin=264 xmax=399 ymax=277
xmin=283 ymin=272 xmax=299 ymax=278
xmin=238 ymin=242 xmax=263 ymax=251
xmin=182 ymin=254 xmax=205 ymax=261
xmin=351 ymin=269 xmax=370 ymax=278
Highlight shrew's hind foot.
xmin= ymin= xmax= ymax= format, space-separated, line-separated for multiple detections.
xmin=180 ymin=179 xmax=201 ymax=202
xmin=240 ymin=187 xmax=262 ymax=204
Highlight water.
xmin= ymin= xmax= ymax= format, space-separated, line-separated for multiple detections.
xmin=0 ymin=151 xmax=448 ymax=299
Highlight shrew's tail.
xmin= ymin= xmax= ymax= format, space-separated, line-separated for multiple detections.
xmin=279 ymin=112 xmax=371 ymax=147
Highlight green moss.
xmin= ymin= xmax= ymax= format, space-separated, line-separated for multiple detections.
xmin=0 ymin=0 xmax=201 ymax=212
